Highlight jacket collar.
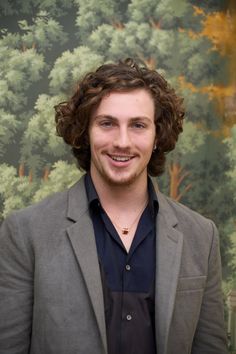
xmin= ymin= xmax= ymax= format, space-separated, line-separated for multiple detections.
xmin=67 ymin=175 xmax=89 ymax=221
xmin=153 ymin=182 xmax=183 ymax=354
xmin=66 ymin=175 xmax=108 ymax=353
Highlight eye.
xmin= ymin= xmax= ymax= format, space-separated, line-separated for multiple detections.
xmin=99 ymin=120 xmax=114 ymax=128
xmin=132 ymin=122 xmax=146 ymax=129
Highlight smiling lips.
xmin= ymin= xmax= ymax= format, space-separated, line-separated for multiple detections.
xmin=108 ymin=154 xmax=135 ymax=162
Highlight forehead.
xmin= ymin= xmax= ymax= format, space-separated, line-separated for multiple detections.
xmin=93 ymin=89 xmax=155 ymax=119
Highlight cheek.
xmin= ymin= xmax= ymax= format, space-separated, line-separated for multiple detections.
xmin=90 ymin=131 xmax=109 ymax=151
xmin=139 ymin=138 xmax=156 ymax=152
xmin=89 ymin=128 xmax=100 ymax=146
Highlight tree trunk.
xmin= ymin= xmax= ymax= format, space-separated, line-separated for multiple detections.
xmin=150 ymin=19 xmax=161 ymax=29
xmin=43 ymin=167 xmax=50 ymax=181
xmin=29 ymin=170 xmax=33 ymax=183
xmin=145 ymin=57 xmax=156 ymax=70
xmin=19 ymin=163 xmax=24 ymax=177
xmin=112 ymin=21 xmax=125 ymax=30
xmin=169 ymin=162 xmax=181 ymax=200
xmin=168 ymin=161 xmax=192 ymax=202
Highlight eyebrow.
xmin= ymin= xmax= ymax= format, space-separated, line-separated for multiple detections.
xmin=94 ymin=115 xmax=153 ymax=123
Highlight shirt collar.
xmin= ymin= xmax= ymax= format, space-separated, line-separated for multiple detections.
xmin=84 ymin=173 xmax=159 ymax=216
xmin=147 ymin=177 xmax=159 ymax=217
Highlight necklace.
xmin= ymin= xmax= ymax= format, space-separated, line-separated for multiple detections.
xmin=104 ymin=200 xmax=148 ymax=235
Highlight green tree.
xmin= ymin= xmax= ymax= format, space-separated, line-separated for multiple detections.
xmin=128 ymin=0 xmax=195 ymax=29
xmin=163 ymin=121 xmax=207 ymax=201
xmin=74 ymin=0 xmax=128 ymax=38
xmin=49 ymin=47 xmax=104 ymax=94
xmin=0 ymin=0 xmax=234 ymax=281
xmin=0 ymin=161 xmax=82 ymax=221
xmin=0 ymin=164 xmax=38 ymax=220
xmin=33 ymin=160 xmax=82 ymax=203
xmin=0 ymin=0 xmax=74 ymax=17
xmin=0 ymin=111 xmax=19 ymax=158
xmin=20 ymin=94 xmax=70 ymax=177
xmin=180 ymin=134 xmax=234 ymax=277
xmin=1 ymin=11 xmax=67 ymax=51
xmin=224 ymin=125 xmax=236 ymax=193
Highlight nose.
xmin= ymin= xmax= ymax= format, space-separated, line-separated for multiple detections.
xmin=113 ymin=126 xmax=132 ymax=149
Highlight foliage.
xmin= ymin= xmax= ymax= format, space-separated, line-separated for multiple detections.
xmin=128 ymin=0 xmax=195 ymax=28
xmin=0 ymin=0 xmax=235 ymax=284
xmin=0 ymin=161 xmax=82 ymax=220
xmin=0 ymin=164 xmax=38 ymax=220
xmin=0 ymin=44 xmax=45 ymax=112
xmin=49 ymin=47 xmax=104 ymax=94
xmin=20 ymin=94 xmax=71 ymax=175
xmin=0 ymin=111 xmax=19 ymax=157
xmin=1 ymin=12 xmax=67 ymax=51
xmin=224 ymin=125 xmax=236 ymax=193
xmin=0 ymin=0 xmax=74 ymax=17
xmin=33 ymin=161 xmax=82 ymax=203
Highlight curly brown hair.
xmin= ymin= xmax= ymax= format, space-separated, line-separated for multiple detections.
xmin=55 ymin=58 xmax=185 ymax=176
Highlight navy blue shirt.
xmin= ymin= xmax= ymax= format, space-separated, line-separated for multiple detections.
xmin=85 ymin=174 xmax=159 ymax=354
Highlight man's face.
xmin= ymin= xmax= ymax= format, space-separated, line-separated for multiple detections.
xmin=89 ymin=89 xmax=156 ymax=187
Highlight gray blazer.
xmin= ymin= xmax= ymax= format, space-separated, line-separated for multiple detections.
xmin=0 ymin=176 xmax=228 ymax=354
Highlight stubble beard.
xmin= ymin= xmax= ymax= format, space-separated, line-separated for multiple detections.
xmin=98 ymin=163 xmax=148 ymax=188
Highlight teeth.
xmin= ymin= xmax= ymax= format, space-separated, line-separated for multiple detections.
xmin=111 ymin=156 xmax=132 ymax=162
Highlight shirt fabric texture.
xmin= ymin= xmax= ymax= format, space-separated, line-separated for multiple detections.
xmin=85 ymin=174 xmax=159 ymax=354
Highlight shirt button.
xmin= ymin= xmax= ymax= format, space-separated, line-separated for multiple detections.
xmin=125 ymin=264 xmax=131 ymax=271
xmin=126 ymin=314 xmax=132 ymax=321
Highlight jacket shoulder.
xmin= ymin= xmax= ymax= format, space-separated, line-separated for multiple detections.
xmin=8 ymin=188 xmax=69 ymax=223
xmin=5 ymin=176 xmax=86 ymax=223
xmin=166 ymin=195 xmax=211 ymax=223
xmin=158 ymin=192 xmax=218 ymax=241
xmin=1 ymin=177 xmax=87 ymax=240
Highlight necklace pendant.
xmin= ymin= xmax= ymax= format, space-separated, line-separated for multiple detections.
xmin=122 ymin=228 xmax=129 ymax=235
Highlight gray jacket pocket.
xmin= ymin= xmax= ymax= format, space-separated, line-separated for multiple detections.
xmin=177 ymin=275 xmax=207 ymax=292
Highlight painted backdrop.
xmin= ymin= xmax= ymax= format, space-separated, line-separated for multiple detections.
xmin=0 ymin=0 xmax=236 ymax=350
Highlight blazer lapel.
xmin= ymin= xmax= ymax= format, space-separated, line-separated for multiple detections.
xmin=66 ymin=177 xmax=107 ymax=354
xmin=155 ymin=192 xmax=183 ymax=354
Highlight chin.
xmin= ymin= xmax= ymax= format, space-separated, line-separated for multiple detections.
xmin=103 ymin=171 xmax=141 ymax=187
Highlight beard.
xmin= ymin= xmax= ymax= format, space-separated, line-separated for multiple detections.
xmin=93 ymin=162 xmax=148 ymax=188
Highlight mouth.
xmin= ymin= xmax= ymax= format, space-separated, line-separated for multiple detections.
xmin=108 ymin=154 xmax=135 ymax=162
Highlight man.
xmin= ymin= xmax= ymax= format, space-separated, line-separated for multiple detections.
xmin=0 ymin=59 xmax=228 ymax=354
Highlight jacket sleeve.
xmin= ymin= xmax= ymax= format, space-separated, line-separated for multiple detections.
xmin=0 ymin=214 xmax=34 ymax=354
xmin=191 ymin=221 xmax=228 ymax=354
